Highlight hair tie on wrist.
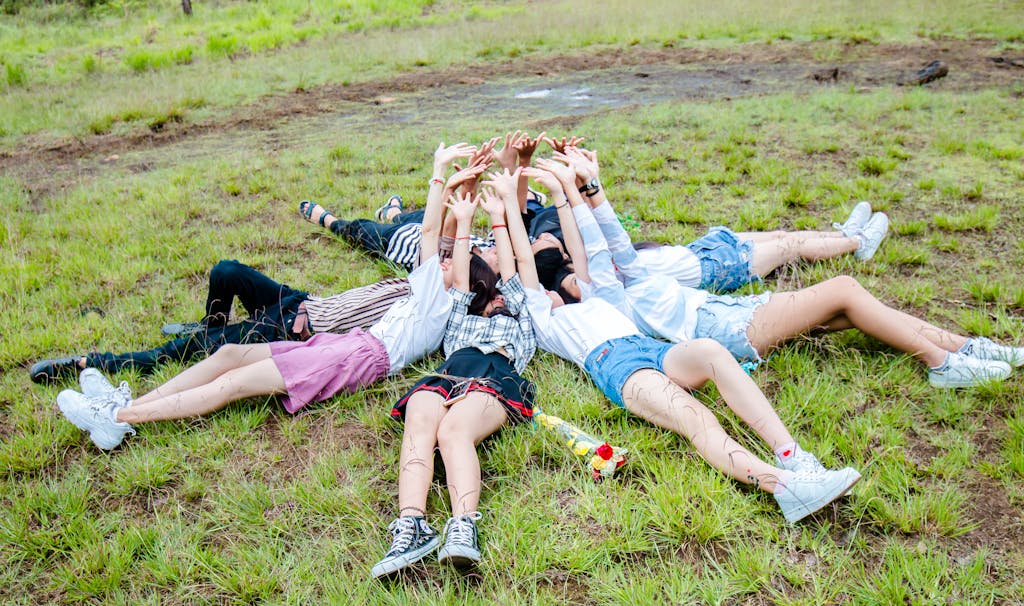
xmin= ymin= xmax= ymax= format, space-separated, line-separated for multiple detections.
xmin=491 ymin=224 xmax=507 ymax=230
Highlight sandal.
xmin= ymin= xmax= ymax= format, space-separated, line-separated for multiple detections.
xmin=298 ymin=200 xmax=333 ymax=227
xmin=374 ymin=195 xmax=404 ymax=222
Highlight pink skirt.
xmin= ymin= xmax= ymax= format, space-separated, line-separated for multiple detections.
xmin=269 ymin=329 xmax=389 ymax=414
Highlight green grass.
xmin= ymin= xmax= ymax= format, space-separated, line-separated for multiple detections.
xmin=2 ymin=1 xmax=1024 ymax=604
xmin=3 ymin=0 xmax=1024 ymax=144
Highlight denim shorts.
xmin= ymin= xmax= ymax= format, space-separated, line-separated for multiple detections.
xmin=686 ymin=226 xmax=756 ymax=292
xmin=583 ymin=335 xmax=674 ymax=408
xmin=693 ymin=292 xmax=769 ymax=364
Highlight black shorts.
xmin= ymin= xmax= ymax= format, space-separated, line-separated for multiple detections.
xmin=391 ymin=347 xmax=534 ymax=424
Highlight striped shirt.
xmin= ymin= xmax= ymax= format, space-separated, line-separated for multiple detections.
xmin=385 ymin=224 xmax=487 ymax=270
xmin=304 ymin=278 xmax=411 ymax=334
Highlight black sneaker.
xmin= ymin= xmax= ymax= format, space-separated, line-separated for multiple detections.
xmin=370 ymin=516 xmax=439 ymax=579
xmin=160 ymin=321 xmax=204 ymax=337
xmin=29 ymin=356 xmax=84 ymax=384
xmin=437 ymin=512 xmax=483 ymax=569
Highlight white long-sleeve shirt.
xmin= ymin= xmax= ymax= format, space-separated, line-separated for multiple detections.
xmin=524 ymin=205 xmax=643 ymax=364
xmin=590 ymin=202 xmax=708 ymax=343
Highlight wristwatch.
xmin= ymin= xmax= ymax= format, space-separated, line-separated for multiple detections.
xmin=578 ymin=177 xmax=601 ymax=196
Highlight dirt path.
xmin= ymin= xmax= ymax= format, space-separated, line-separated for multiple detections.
xmin=3 ymin=38 xmax=1022 ymax=196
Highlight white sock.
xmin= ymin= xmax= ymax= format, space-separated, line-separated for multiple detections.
xmin=775 ymin=441 xmax=798 ymax=461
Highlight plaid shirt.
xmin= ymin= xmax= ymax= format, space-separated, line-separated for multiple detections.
xmin=443 ymin=274 xmax=536 ymax=374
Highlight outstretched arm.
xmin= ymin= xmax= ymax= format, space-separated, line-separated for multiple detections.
xmin=483 ymin=168 xmax=537 ymax=289
xmin=513 ymin=131 xmax=545 ymax=213
xmin=530 ymin=157 xmax=592 ymax=284
xmin=562 ymin=148 xmax=648 ymax=284
xmin=423 ymin=142 xmax=476 ymax=264
xmin=446 ymin=191 xmax=480 ymax=292
xmin=478 ymin=183 xmax=515 ymax=283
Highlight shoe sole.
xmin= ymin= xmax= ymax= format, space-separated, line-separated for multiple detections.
xmin=783 ymin=469 xmax=862 ymax=524
xmin=929 ymin=374 xmax=1011 ymax=388
xmin=438 ymin=548 xmax=480 ymax=570
xmin=370 ymin=536 xmax=439 ymax=579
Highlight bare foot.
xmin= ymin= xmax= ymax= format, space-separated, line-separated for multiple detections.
xmin=298 ymin=200 xmax=337 ymax=229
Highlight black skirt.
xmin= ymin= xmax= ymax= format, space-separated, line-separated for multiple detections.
xmin=391 ymin=347 xmax=535 ymax=424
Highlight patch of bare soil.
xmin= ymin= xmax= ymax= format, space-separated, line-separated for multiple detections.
xmin=3 ymin=38 xmax=1022 ymax=196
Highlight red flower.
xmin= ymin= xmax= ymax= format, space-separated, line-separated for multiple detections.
xmin=595 ymin=443 xmax=613 ymax=460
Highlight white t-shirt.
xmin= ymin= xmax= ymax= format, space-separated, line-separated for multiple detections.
xmin=634 ymin=245 xmax=702 ymax=288
xmin=369 ymin=254 xmax=452 ymax=374
xmin=525 ymin=287 xmax=640 ymax=367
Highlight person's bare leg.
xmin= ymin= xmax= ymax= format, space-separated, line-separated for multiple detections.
xmin=398 ymin=393 xmax=447 ymax=517
xmin=661 ymin=339 xmax=794 ymax=450
xmin=745 ymin=276 xmax=966 ymax=367
xmin=117 ymin=356 xmax=285 ymax=423
xmin=737 ymin=230 xmax=845 ymax=243
xmin=132 ymin=344 xmax=272 ymax=406
xmin=741 ymin=233 xmax=860 ymax=278
xmin=621 ymin=369 xmax=783 ymax=493
xmin=436 ymin=393 xmax=509 ymax=516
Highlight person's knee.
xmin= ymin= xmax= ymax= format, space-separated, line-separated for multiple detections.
xmin=209 ymin=259 xmax=244 ymax=285
xmin=211 ymin=343 xmax=247 ymax=364
xmin=826 ymin=275 xmax=864 ymax=294
xmin=682 ymin=338 xmax=733 ymax=363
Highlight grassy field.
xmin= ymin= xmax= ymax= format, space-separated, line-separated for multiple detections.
xmin=3 ymin=1 xmax=1024 ymax=604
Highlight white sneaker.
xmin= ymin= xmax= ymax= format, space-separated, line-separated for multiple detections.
xmin=437 ymin=512 xmax=483 ymax=569
xmin=832 ymin=201 xmax=872 ymax=237
xmin=960 ymin=337 xmax=1024 ymax=368
xmin=854 ymin=212 xmax=889 ymax=261
xmin=57 ymin=389 xmax=135 ymax=450
xmin=775 ymin=446 xmax=826 ymax=474
xmin=928 ymin=352 xmax=1011 ymax=388
xmin=79 ymin=368 xmax=133 ymax=408
xmin=775 ymin=467 xmax=861 ymax=524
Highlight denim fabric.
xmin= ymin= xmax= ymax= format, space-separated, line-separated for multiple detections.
xmin=583 ymin=335 xmax=673 ymax=408
xmin=686 ymin=227 xmax=756 ymax=292
xmin=693 ymin=292 xmax=769 ymax=364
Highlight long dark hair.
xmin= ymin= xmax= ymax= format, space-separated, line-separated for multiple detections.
xmin=467 ymin=253 xmax=499 ymax=317
xmin=534 ymin=248 xmax=579 ymax=304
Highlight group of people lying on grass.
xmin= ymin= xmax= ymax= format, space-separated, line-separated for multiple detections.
xmin=34 ymin=134 xmax=1024 ymax=580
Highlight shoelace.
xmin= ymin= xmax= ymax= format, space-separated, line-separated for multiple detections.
xmin=445 ymin=513 xmax=482 ymax=547
xmin=789 ymin=450 xmax=825 ymax=473
xmin=386 ymin=517 xmax=419 ymax=553
xmin=113 ymin=382 xmax=133 ymax=408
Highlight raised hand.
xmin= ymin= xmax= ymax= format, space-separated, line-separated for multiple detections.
xmin=445 ymin=163 xmax=490 ymax=194
xmin=444 ymin=191 xmax=480 ymax=224
xmin=481 ymin=167 xmax=521 ymax=201
xmin=520 ymin=165 xmax=564 ymax=195
xmin=513 ymin=131 xmax=547 ymax=166
xmin=479 ymin=188 xmax=508 ymax=220
xmin=468 ymin=137 xmax=499 ymax=169
xmin=534 ymin=157 xmax=577 ymax=188
xmin=555 ymin=147 xmax=599 ymax=183
xmin=434 ymin=142 xmax=478 ymax=170
xmin=494 ymin=130 xmax=528 ymax=171
xmin=543 ymin=135 xmax=586 ymax=154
